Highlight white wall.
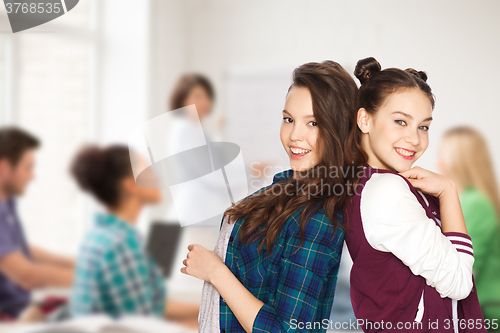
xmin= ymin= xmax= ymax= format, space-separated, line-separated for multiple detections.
xmin=97 ymin=0 xmax=151 ymax=145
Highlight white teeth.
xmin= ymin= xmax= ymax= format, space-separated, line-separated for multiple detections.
xmin=290 ymin=147 xmax=310 ymax=154
xmin=396 ymin=148 xmax=415 ymax=157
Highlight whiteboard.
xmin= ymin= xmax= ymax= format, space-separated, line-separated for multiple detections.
xmin=225 ymin=65 xmax=297 ymax=191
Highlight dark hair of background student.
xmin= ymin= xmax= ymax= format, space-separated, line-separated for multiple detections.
xmin=169 ymin=73 xmax=215 ymax=111
xmin=70 ymin=145 xmax=132 ymax=209
xmin=0 ymin=126 xmax=40 ymax=166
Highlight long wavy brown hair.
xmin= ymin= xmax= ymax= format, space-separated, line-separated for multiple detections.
xmin=223 ymin=60 xmax=358 ymax=254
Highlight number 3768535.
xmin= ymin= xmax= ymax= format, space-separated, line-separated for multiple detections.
xmin=5 ymin=2 xmax=62 ymax=14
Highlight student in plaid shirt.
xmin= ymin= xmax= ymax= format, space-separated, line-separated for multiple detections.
xmin=181 ymin=60 xmax=359 ymax=332
xmin=69 ymin=145 xmax=199 ymax=325
xmin=70 ymin=212 xmax=166 ymax=317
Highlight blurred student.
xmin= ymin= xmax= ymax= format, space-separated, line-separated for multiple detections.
xmin=170 ymin=73 xmax=216 ymax=126
xmin=166 ymin=73 xmax=255 ymax=228
xmin=0 ymin=126 xmax=74 ymax=320
xmin=170 ymin=73 xmax=269 ymax=178
xmin=69 ymin=144 xmax=199 ymax=327
xmin=166 ymin=73 xmax=216 ymax=219
xmin=438 ymin=126 xmax=500 ymax=330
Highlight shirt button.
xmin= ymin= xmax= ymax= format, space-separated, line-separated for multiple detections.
xmin=221 ymin=329 xmax=226 ymax=333
xmin=229 ymin=236 xmax=234 ymax=242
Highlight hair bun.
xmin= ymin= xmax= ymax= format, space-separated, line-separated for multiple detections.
xmin=354 ymin=57 xmax=381 ymax=84
xmin=405 ymin=68 xmax=428 ymax=82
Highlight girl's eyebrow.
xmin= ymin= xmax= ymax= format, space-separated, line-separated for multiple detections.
xmin=392 ymin=110 xmax=433 ymax=122
xmin=283 ymin=110 xmax=315 ymax=118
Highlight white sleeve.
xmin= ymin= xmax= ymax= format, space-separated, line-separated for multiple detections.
xmin=360 ymin=173 xmax=474 ymax=300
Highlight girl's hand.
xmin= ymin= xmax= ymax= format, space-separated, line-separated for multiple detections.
xmin=180 ymin=244 xmax=225 ymax=283
xmin=399 ymin=166 xmax=455 ymax=199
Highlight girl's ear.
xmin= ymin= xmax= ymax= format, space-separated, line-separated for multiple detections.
xmin=0 ymin=159 xmax=9 ymax=176
xmin=357 ymin=108 xmax=370 ymax=134
xmin=121 ymin=177 xmax=137 ymax=196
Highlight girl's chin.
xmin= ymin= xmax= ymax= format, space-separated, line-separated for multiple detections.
xmin=387 ymin=161 xmax=415 ymax=173
xmin=290 ymin=159 xmax=315 ymax=169
xmin=290 ymin=164 xmax=312 ymax=173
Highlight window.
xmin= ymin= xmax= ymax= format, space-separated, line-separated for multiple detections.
xmin=0 ymin=1 xmax=95 ymax=255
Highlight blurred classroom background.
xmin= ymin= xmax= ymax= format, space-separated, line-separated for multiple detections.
xmin=0 ymin=0 xmax=499 ymax=332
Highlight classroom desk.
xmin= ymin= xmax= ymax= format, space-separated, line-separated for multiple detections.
xmin=0 ymin=324 xmax=363 ymax=333
xmin=0 ymin=322 xmax=199 ymax=333
xmin=9 ymin=288 xmax=361 ymax=333
xmin=31 ymin=288 xmax=71 ymax=302
xmin=0 ymin=325 xmax=360 ymax=333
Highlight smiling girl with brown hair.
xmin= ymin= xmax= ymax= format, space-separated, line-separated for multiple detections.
xmin=181 ymin=60 xmax=358 ymax=333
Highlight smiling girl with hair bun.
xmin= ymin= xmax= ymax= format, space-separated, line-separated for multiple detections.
xmin=343 ymin=57 xmax=489 ymax=332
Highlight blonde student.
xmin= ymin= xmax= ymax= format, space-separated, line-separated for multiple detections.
xmin=438 ymin=126 xmax=500 ymax=331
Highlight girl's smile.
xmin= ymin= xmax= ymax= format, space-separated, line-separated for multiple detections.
xmin=289 ymin=145 xmax=311 ymax=159
xmin=394 ymin=147 xmax=416 ymax=160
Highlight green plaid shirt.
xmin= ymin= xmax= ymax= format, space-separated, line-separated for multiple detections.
xmin=220 ymin=169 xmax=345 ymax=332
xmin=70 ymin=213 xmax=166 ymax=318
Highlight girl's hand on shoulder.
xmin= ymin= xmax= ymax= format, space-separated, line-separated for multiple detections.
xmin=399 ymin=166 xmax=456 ymax=199
xmin=180 ymin=244 xmax=225 ymax=283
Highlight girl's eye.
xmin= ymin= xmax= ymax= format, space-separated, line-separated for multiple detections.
xmin=308 ymin=121 xmax=317 ymax=127
xmin=419 ymin=125 xmax=429 ymax=131
xmin=283 ymin=117 xmax=293 ymax=123
xmin=395 ymin=120 xmax=406 ymax=126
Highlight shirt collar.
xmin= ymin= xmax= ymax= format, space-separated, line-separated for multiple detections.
xmin=0 ymin=196 xmax=16 ymax=214
xmin=272 ymin=169 xmax=294 ymax=184
xmin=463 ymin=185 xmax=474 ymax=193
xmin=459 ymin=185 xmax=475 ymax=199
xmin=93 ymin=212 xmax=136 ymax=233
xmin=365 ymin=163 xmax=398 ymax=177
